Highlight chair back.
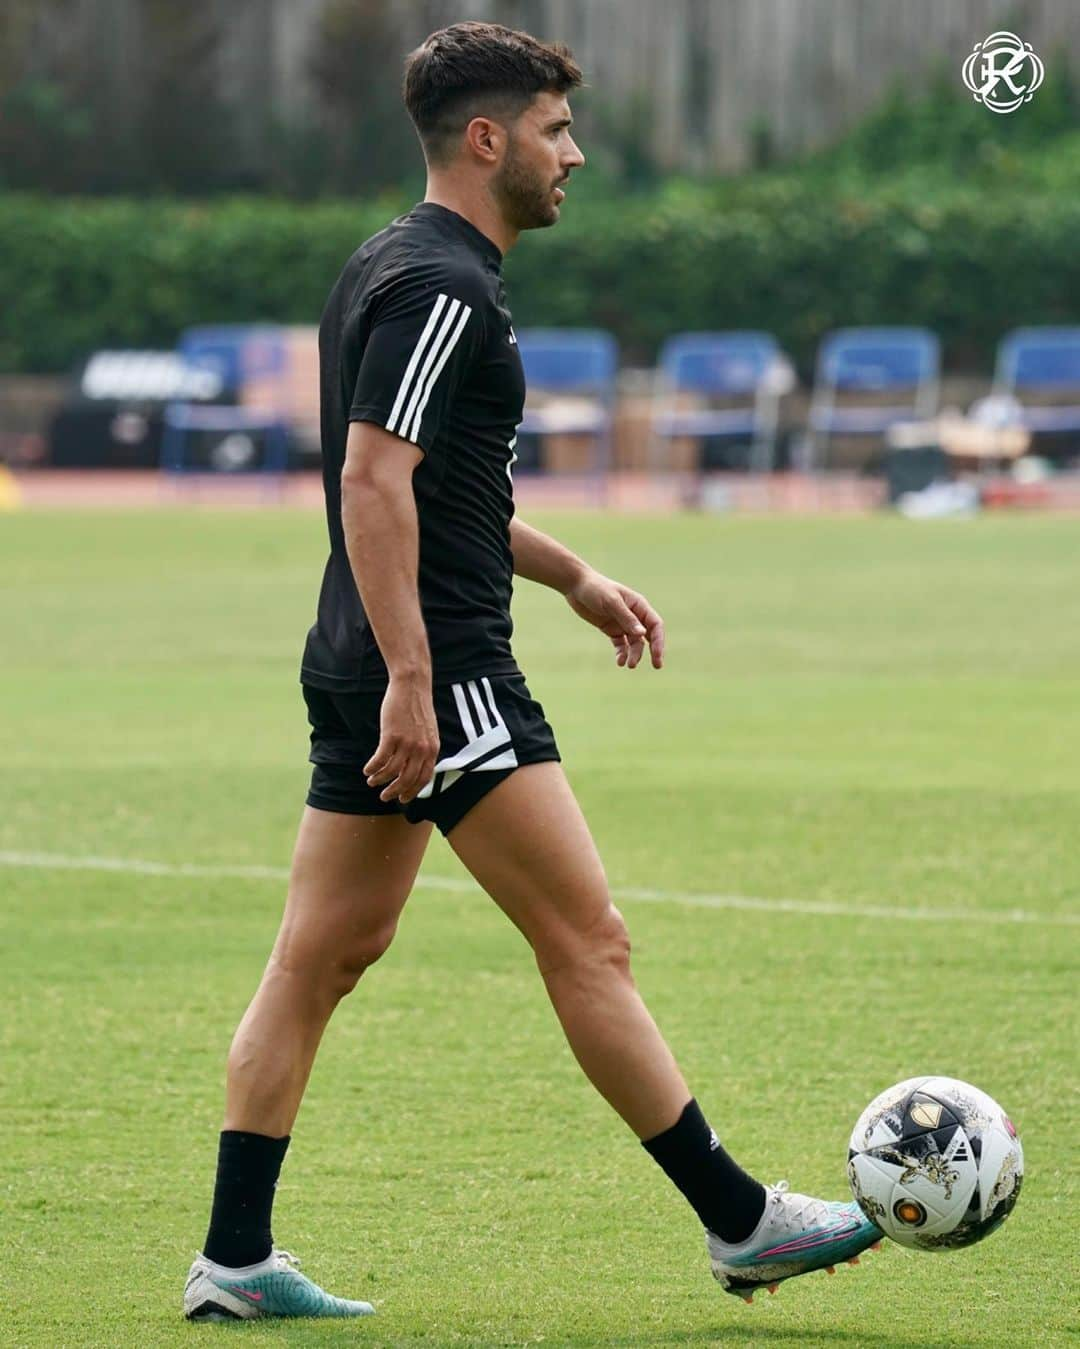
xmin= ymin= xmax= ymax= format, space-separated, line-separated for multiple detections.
xmin=659 ymin=331 xmax=779 ymax=395
xmin=516 ymin=329 xmax=618 ymax=396
xmin=997 ymin=327 xmax=1080 ymax=391
xmin=177 ymin=325 xmax=286 ymax=399
xmin=817 ymin=327 xmax=939 ymax=393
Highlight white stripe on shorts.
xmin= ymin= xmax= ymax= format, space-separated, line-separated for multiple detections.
xmin=414 ymin=679 xmax=516 ymax=800
xmin=467 ymin=680 xmax=492 ymax=734
xmin=451 ymin=682 xmax=478 ymax=743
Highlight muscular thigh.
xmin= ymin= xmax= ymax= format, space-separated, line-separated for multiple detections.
xmin=446 ymin=762 xmax=613 ymax=962
xmin=273 ymin=807 xmax=433 ymax=963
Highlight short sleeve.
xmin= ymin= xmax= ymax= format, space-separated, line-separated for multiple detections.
xmin=350 ymin=270 xmax=484 ymax=453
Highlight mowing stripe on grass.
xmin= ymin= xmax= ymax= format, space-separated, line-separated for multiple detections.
xmin=1 ymin=849 xmax=1076 ymax=928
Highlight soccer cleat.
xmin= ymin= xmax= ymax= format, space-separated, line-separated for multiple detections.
xmin=708 ymin=1180 xmax=882 ymax=1301
xmin=183 ymin=1248 xmax=374 ymax=1320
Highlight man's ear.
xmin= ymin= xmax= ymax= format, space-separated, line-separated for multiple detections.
xmin=463 ymin=116 xmax=503 ymax=165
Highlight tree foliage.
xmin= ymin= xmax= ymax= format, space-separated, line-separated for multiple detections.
xmin=3 ymin=171 xmax=1077 ymax=374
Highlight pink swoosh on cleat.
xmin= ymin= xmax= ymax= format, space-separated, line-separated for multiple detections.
xmin=758 ymin=1220 xmax=861 ymax=1258
xmin=230 ymin=1288 xmax=264 ymax=1302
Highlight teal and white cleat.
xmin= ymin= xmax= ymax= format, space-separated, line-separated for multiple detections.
xmin=708 ymin=1181 xmax=883 ymax=1303
xmin=183 ymin=1248 xmax=375 ymax=1320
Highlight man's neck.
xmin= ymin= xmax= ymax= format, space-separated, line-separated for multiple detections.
xmin=423 ymin=178 xmax=517 ymax=257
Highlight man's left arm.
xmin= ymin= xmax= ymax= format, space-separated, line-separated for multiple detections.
xmin=508 ymin=516 xmax=665 ymax=670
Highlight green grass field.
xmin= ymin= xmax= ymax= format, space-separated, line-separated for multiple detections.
xmin=2 ymin=508 xmax=1078 ymax=1349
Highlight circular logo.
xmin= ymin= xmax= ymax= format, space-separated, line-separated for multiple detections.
xmin=962 ymin=32 xmax=1044 ymax=114
xmin=893 ymin=1198 xmax=928 ymax=1227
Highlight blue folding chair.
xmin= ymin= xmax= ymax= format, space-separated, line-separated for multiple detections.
xmin=161 ymin=325 xmax=289 ymax=475
xmin=516 ymin=329 xmax=618 ymax=479
xmin=993 ymin=328 xmax=1080 ymax=435
xmin=651 ymin=331 xmax=788 ymax=472
xmin=807 ymin=327 xmax=940 ymax=469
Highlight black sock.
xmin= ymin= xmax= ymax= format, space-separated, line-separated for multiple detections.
xmin=642 ymin=1099 xmax=766 ymax=1243
xmin=203 ymin=1130 xmax=290 ymax=1268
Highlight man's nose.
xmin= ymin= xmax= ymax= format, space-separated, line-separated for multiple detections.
xmin=565 ymin=136 xmax=585 ymax=169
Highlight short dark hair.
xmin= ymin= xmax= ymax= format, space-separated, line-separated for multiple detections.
xmin=403 ymin=22 xmax=582 ymax=165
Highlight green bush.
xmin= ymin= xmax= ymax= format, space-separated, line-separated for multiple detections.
xmin=0 ymin=196 xmax=401 ymax=372
xmin=508 ymin=175 xmax=1080 ymax=372
xmin=1 ymin=179 xmax=1078 ymax=374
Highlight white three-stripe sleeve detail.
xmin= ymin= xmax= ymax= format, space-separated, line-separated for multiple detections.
xmin=467 ymin=680 xmax=492 ymax=733
xmin=405 ymin=302 xmax=473 ymax=443
xmin=385 ymin=294 xmax=448 ymax=434
xmin=451 ymin=682 xmax=478 ymax=743
xmin=397 ymin=298 xmax=462 ymax=442
xmin=480 ymin=677 xmax=507 ymax=731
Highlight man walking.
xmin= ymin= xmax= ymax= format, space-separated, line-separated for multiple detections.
xmin=183 ymin=21 xmax=879 ymax=1323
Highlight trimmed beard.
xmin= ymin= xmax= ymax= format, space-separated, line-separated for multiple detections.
xmin=492 ymin=132 xmax=560 ymax=231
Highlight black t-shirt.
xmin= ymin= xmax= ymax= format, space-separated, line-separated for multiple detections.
xmin=301 ymin=202 xmax=526 ymax=692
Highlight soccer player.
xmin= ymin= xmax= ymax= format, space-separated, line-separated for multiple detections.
xmin=183 ymin=21 xmax=880 ymax=1323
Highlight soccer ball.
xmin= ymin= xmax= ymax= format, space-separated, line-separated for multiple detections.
xmin=847 ymin=1076 xmax=1023 ymax=1250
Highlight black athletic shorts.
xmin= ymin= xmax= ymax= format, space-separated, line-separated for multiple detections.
xmin=303 ymin=672 xmax=560 ymax=837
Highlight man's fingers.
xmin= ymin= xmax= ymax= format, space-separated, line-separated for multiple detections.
xmin=613 ymin=596 xmax=645 ymax=669
xmin=610 ymin=595 xmax=647 ymax=641
xmin=390 ymin=760 xmax=437 ymax=804
xmin=611 ymin=632 xmax=627 ymax=662
xmin=593 ymin=586 xmax=664 ymax=672
xmin=624 ymin=590 xmax=662 ymax=633
xmin=613 ymin=631 xmax=644 ymax=668
xmin=378 ymin=751 xmax=438 ymax=802
xmin=375 ymin=756 xmax=410 ymax=801
xmin=648 ymin=618 xmax=665 ymax=668
xmin=379 ymin=759 xmax=415 ymax=802
xmin=370 ymin=763 xmax=402 ymax=790
xmin=624 ymin=591 xmax=665 ymax=669
xmin=407 ymin=753 xmax=438 ymax=802
xmin=364 ymin=740 xmax=398 ymax=783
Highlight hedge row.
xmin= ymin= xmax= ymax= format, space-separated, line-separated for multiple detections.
xmin=2 ymin=185 xmax=1078 ymax=374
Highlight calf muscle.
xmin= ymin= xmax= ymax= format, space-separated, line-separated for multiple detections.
xmin=222 ymin=807 xmax=432 ymax=1137
xmin=448 ymin=763 xmax=689 ymax=1139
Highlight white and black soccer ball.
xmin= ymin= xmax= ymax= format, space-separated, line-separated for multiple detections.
xmin=847 ymin=1076 xmax=1023 ymax=1250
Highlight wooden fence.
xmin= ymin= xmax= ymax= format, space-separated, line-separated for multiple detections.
xmin=6 ymin=0 xmax=1079 ymax=178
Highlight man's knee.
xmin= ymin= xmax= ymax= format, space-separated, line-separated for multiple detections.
xmin=593 ymin=904 xmax=632 ymax=968
xmin=272 ymin=911 xmax=398 ymax=1000
xmin=535 ymin=902 xmax=632 ymax=979
xmin=329 ymin=920 xmax=397 ymax=997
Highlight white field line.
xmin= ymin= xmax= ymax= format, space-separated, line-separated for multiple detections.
xmin=0 ymin=850 xmax=1077 ymax=929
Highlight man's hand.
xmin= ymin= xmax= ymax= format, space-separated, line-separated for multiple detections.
xmin=565 ymin=569 xmax=665 ymax=670
xmin=364 ymin=674 xmax=440 ymax=804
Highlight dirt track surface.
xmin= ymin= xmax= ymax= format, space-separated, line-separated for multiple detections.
xmin=8 ymin=469 xmax=890 ymax=514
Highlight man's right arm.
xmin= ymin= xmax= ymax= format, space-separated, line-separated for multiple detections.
xmin=339 ymin=264 xmax=484 ymax=801
xmin=340 ymin=419 xmax=439 ymax=804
